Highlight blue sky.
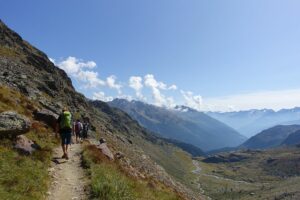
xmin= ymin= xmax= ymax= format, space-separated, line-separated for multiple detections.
xmin=1 ymin=0 xmax=300 ymax=111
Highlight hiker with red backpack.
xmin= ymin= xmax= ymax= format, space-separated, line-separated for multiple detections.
xmin=74 ymin=119 xmax=83 ymax=143
xmin=56 ymin=107 xmax=72 ymax=160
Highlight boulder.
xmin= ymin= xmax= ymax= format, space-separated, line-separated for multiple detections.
xmin=33 ymin=109 xmax=58 ymax=128
xmin=14 ymin=135 xmax=40 ymax=155
xmin=0 ymin=111 xmax=31 ymax=138
xmin=97 ymin=142 xmax=114 ymax=160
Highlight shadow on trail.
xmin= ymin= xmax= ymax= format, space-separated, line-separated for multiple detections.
xmin=51 ymin=157 xmax=67 ymax=164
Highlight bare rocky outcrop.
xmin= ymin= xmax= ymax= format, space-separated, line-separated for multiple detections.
xmin=96 ymin=138 xmax=114 ymax=160
xmin=14 ymin=134 xmax=40 ymax=155
xmin=33 ymin=109 xmax=58 ymax=128
xmin=0 ymin=111 xmax=31 ymax=137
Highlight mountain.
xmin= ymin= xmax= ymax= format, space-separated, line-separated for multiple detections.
xmin=207 ymin=108 xmax=300 ymax=138
xmin=109 ymin=99 xmax=246 ymax=151
xmin=240 ymin=125 xmax=300 ymax=149
xmin=0 ymin=19 xmax=202 ymax=199
xmin=282 ymin=130 xmax=300 ymax=146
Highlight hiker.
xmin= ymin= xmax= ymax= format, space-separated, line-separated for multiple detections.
xmin=56 ymin=107 xmax=72 ymax=160
xmin=74 ymin=119 xmax=83 ymax=143
xmin=82 ymin=120 xmax=89 ymax=139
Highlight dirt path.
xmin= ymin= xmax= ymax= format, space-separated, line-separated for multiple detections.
xmin=47 ymin=143 xmax=88 ymax=200
xmin=192 ymin=160 xmax=202 ymax=174
xmin=191 ymin=160 xmax=210 ymax=199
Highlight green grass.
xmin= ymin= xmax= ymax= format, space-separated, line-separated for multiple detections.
xmin=134 ymin=137 xmax=196 ymax=187
xmin=0 ymin=86 xmax=58 ymax=200
xmin=82 ymin=144 xmax=182 ymax=200
xmin=0 ymin=122 xmax=57 ymax=200
xmin=0 ymin=85 xmax=39 ymax=116
xmin=0 ymin=46 xmax=19 ymax=58
xmin=90 ymin=163 xmax=135 ymax=200
xmin=0 ymin=146 xmax=49 ymax=200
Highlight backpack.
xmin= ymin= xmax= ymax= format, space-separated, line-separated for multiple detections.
xmin=59 ymin=111 xmax=72 ymax=129
xmin=83 ymin=123 xmax=89 ymax=131
xmin=75 ymin=121 xmax=83 ymax=132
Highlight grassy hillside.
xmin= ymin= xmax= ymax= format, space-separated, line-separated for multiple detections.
xmin=82 ymin=143 xmax=183 ymax=200
xmin=0 ymin=86 xmax=58 ymax=199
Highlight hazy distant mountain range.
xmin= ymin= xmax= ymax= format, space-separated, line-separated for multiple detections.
xmin=207 ymin=108 xmax=300 ymax=138
xmin=240 ymin=125 xmax=300 ymax=149
xmin=109 ymin=99 xmax=246 ymax=151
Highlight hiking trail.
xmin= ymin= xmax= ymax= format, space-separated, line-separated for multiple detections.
xmin=47 ymin=143 xmax=88 ymax=200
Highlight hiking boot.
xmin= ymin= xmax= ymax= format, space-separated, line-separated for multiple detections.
xmin=65 ymin=154 xmax=69 ymax=160
xmin=62 ymin=154 xmax=66 ymax=159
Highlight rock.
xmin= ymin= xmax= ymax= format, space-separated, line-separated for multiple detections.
xmin=33 ymin=109 xmax=58 ymax=128
xmin=20 ymin=74 xmax=27 ymax=79
xmin=14 ymin=135 xmax=39 ymax=154
xmin=97 ymin=143 xmax=114 ymax=160
xmin=0 ymin=111 xmax=31 ymax=138
xmin=99 ymin=138 xmax=106 ymax=144
xmin=48 ymin=168 xmax=55 ymax=172
xmin=115 ymin=151 xmax=125 ymax=159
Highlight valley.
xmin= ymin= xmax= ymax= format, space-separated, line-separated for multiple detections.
xmin=1 ymin=13 xmax=300 ymax=200
xmin=192 ymin=147 xmax=300 ymax=200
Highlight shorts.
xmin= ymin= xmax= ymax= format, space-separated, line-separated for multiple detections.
xmin=60 ymin=129 xmax=72 ymax=145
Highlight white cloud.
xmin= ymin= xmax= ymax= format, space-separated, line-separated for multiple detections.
xmin=53 ymin=57 xmax=300 ymax=112
xmin=54 ymin=56 xmax=104 ymax=88
xmin=204 ymin=89 xmax=300 ymax=112
xmin=168 ymin=84 xmax=177 ymax=90
xmin=49 ymin=57 xmax=55 ymax=63
xmin=57 ymin=56 xmax=96 ymax=74
xmin=129 ymin=76 xmax=144 ymax=99
xmin=92 ymin=92 xmax=113 ymax=102
xmin=144 ymin=74 xmax=167 ymax=90
xmin=117 ymin=94 xmax=133 ymax=101
xmin=77 ymin=70 xmax=105 ymax=87
xmin=181 ymin=90 xmax=203 ymax=111
xmin=106 ymin=75 xmax=122 ymax=94
xmin=54 ymin=57 xmax=122 ymax=93
xmin=144 ymin=74 xmax=176 ymax=108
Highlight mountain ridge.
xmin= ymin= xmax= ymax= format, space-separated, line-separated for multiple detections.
xmin=207 ymin=107 xmax=300 ymax=137
xmin=240 ymin=124 xmax=300 ymax=149
xmin=109 ymin=98 xmax=246 ymax=151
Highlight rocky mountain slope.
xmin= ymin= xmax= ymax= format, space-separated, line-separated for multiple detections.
xmin=240 ymin=125 xmax=300 ymax=149
xmin=207 ymin=108 xmax=300 ymax=138
xmin=109 ymin=99 xmax=245 ymax=151
xmin=0 ymin=19 xmax=204 ymax=200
